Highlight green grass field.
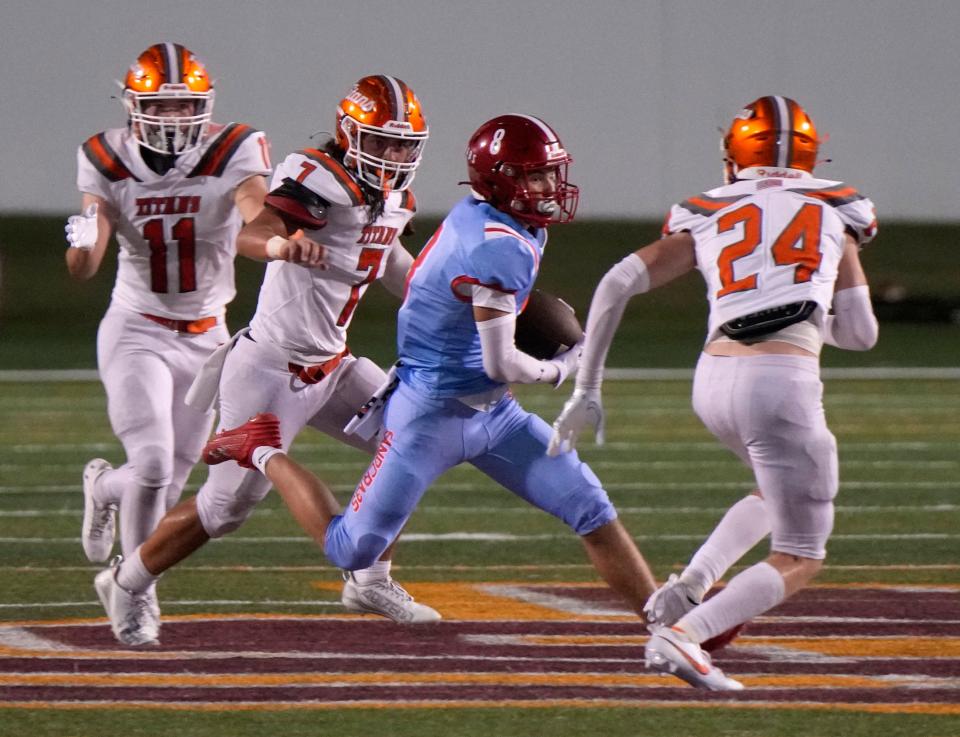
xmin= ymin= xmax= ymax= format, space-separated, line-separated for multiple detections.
xmin=0 ymin=376 xmax=957 ymax=735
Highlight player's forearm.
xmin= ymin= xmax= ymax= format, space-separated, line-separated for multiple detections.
xmin=578 ymin=254 xmax=650 ymax=390
xmin=65 ymin=247 xmax=98 ymax=281
xmin=478 ymin=313 xmax=562 ymax=385
xmin=823 ymin=285 xmax=878 ymax=351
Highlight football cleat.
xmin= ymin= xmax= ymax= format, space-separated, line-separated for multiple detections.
xmin=81 ymin=458 xmax=117 ymax=563
xmin=94 ymin=558 xmax=160 ymax=647
xmin=645 ymin=625 xmax=744 ymax=691
xmin=643 ymin=573 xmax=700 ymax=627
xmin=341 ymin=572 xmax=441 ymax=624
xmin=202 ymin=413 xmax=282 ymax=469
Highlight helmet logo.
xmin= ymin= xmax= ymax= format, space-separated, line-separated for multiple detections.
xmin=545 ymin=142 xmax=567 ymax=161
xmin=345 ymin=87 xmax=376 ymax=112
xmin=489 ymin=128 xmax=506 ymax=155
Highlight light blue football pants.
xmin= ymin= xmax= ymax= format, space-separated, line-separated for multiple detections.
xmin=324 ymin=381 xmax=618 ymax=570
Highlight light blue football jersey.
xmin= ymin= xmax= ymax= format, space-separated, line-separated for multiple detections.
xmin=397 ymin=196 xmax=546 ymax=397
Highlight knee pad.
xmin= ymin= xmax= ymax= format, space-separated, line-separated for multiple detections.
xmin=196 ymin=490 xmax=258 ymax=539
xmin=324 ymin=518 xmax=388 ymax=570
xmin=130 ymin=444 xmax=173 ymax=488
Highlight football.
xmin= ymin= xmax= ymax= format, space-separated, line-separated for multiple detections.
xmin=515 ymin=289 xmax=583 ymax=359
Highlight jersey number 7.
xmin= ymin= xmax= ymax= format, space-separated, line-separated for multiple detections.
xmin=715 ymin=202 xmax=823 ymax=299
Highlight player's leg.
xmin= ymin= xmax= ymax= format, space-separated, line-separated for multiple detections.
xmin=305 ymin=356 xmax=438 ymax=620
xmin=673 ymin=356 xmax=835 ymax=645
xmin=324 ymin=382 xmax=459 ymax=573
xmin=97 ymin=338 xmax=301 ymax=644
xmin=646 ymin=353 xmax=774 ymax=625
xmin=96 ymin=315 xmax=178 ymax=559
xmin=470 ymin=397 xmax=657 ymax=615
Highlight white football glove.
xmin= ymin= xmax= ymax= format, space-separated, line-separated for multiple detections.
xmin=547 ymin=386 xmax=605 ymax=457
xmin=65 ymin=203 xmax=99 ymax=250
xmin=547 ymin=340 xmax=582 ymax=388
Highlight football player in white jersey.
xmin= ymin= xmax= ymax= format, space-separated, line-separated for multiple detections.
xmin=549 ymin=96 xmax=878 ymax=690
xmin=93 ymin=75 xmax=439 ymax=646
xmin=66 ymin=43 xmax=276 ymax=641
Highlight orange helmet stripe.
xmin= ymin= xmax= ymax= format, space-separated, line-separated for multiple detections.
xmin=374 ymin=75 xmax=407 ymax=122
xmin=300 ymin=149 xmax=365 ymax=206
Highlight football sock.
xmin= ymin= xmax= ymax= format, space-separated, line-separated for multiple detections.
xmin=679 ymin=493 xmax=771 ymax=601
xmin=351 ymin=559 xmax=391 ymax=585
xmin=116 ymin=547 xmax=160 ymax=594
xmin=119 ymin=485 xmax=166 ymax=556
xmin=99 ymin=464 xmax=137 ymax=506
xmin=676 ymin=561 xmax=785 ymax=643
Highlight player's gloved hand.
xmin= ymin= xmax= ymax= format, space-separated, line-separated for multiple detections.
xmin=65 ymin=203 xmax=99 ymax=250
xmin=265 ymin=229 xmax=327 ymax=268
xmin=547 ymin=386 xmax=605 ymax=456
xmin=548 ymin=340 xmax=582 ymax=388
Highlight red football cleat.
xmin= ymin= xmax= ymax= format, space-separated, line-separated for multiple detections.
xmin=202 ymin=413 xmax=282 ymax=469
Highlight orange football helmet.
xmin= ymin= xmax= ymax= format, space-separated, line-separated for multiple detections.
xmin=335 ymin=75 xmax=428 ymax=192
xmin=121 ymin=42 xmax=214 ymax=156
xmin=723 ymin=96 xmax=819 ymax=183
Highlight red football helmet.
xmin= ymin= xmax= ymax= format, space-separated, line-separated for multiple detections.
xmin=335 ymin=75 xmax=428 ymax=192
xmin=723 ymin=96 xmax=819 ymax=183
xmin=121 ymin=42 xmax=214 ymax=156
xmin=466 ymin=114 xmax=578 ymax=227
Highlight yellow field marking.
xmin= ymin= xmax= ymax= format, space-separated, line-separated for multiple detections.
xmin=313 ymin=581 xmax=585 ymax=620
xmin=1 ymin=699 xmax=959 ymax=716
xmin=0 ymin=672 xmax=949 ymax=690
xmin=742 ymin=637 xmax=960 ymax=658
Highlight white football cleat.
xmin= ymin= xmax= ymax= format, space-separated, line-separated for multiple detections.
xmin=645 ymin=625 xmax=744 ymax=691
xmin=644 ymin=573 xmax=701 ymax=626
xmin=94 ymin=559 xmax=160 ymax=647
xmin=341 ymin=572 xmax=441 ymax=624
xmin=81 ymin=458 xmax=117 ymax=563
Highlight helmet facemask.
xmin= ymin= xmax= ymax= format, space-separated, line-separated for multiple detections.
xmin=497 ymin=160 xmax=579 ymax=227
xmin=339 ymin=115 xmax=427 ymax=193
xmin=124 ymin=84 xmax=214 ymax=156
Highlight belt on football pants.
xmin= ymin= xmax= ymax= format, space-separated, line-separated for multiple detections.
xmin=141 ymin=313 xmax=219 ymax=334
xmin=288 ymin=348 xmax=350 ymax=384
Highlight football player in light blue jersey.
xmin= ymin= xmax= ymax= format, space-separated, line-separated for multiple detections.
xmin=203 ymin=115 xmax=658 ymax=620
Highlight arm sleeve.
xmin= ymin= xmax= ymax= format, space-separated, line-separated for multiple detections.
xmin=577 ymin=253 xmax=650 ymax=390
xmin=823 ymin=285 xmax=878 ymax=351
xmin=477 ymin=312 xmax=561 ymax=385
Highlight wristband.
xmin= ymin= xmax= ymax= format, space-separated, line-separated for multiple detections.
xmin=265 ymin=236 xmax=286 ymax=260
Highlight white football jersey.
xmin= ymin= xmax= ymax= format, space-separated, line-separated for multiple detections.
xmin=249 ymin=148 xmax=417 ymax=364
xmin=663 ymin=168 xmax=877 ymax=341
xmin=76 ymin=123 xmax=271 ymax=319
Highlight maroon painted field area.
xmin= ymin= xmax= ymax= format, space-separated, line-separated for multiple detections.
xmin=1 ymin=584 xmax=957 ymax=713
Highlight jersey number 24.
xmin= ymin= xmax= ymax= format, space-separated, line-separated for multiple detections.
xmin=715 ymin=202 xmax=823 ymax=299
